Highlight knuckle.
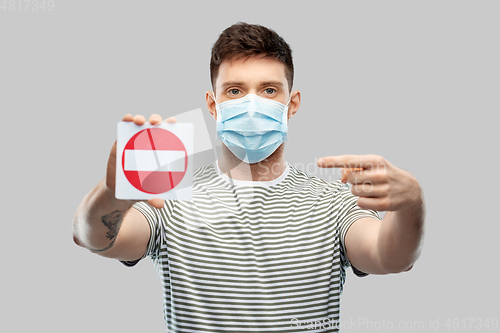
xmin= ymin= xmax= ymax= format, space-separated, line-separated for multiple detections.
xmin=380 ymin=184 xmax=390 ymax=196
xmin=371 ymin=154 xmax=384 ymax=163
xmin=373 ymin=172 xmax=387 ymax=183
xmin=365 ymin=154 xmax=382 ymax=165
xmin=378 ymin=197 xmax=391 ymax=211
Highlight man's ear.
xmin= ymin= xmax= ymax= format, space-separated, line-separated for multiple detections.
xmin=287 ymin=90 xmax=301 ymax=121
xmin=206 ymin=91 xmax=217 ymax=120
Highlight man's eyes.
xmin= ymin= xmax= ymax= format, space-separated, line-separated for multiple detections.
xmin=227 ymin=88 xmax=276 ymax=96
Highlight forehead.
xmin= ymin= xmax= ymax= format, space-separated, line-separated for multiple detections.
xmin=216 ymin=56 xmax=287 ymax=88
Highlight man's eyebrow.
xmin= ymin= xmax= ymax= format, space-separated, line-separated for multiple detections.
xmin=260 ymin=81 xmax=285 ymax=88
xmin=220 ymin=81 xmax=285 ymax=89
xmin=221 ymin=81 xmax=246 ymax=89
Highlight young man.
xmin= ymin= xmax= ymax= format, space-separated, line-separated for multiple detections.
xmin=73 ymin=22 xmax=424 ymax=332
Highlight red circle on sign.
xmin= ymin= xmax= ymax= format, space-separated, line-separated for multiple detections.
xmin=122 ymin=128 xmax=187 ymax=194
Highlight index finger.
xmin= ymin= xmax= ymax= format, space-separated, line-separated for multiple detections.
xmin=317 ymin=154 xmax=384 ymax=169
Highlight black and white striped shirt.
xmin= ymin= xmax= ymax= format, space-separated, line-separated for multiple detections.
xmin=122 ymin=161 xmax=381 ymax=332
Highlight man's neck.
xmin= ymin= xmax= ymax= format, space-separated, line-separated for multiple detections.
xmin=217 ymin=144 xmax=286 ymax=182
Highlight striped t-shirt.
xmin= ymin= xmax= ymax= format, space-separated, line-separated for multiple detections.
xmin=122 ymin=161 xmax=381 ymax=332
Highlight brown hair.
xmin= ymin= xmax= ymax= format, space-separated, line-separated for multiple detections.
xmin=210 ymin=22 xmax=294 ymax=93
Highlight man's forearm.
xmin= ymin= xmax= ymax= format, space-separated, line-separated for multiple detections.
xmin=376 ymin=197 xmax=425 ymax=273
xmin=73 ymin=178 xmax=134 ymax=251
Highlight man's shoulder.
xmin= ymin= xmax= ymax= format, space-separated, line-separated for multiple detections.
xmin=287 ymin=163 xmax=341 ymax=184
xmin=286 ymin=162 xmax=346 ymax=193
xmin=192 ymin=162 xmax=218 ymax=185
xmin=193 ymin=162 xmax=215 ymax=177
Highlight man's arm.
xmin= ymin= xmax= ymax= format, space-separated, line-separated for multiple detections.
xmin=73 ymin=177 xmax=152 ymax=261
xmin=73 ymin=114 xmax=168 ymax=261
xmin=318 ymin=154 xmax=425 ymax=274
xmin=345 ymin=200 xmax=424 ymax=274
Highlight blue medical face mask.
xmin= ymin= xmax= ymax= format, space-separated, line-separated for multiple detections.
xmin=212 ymin=93 xmax=291 ymax=164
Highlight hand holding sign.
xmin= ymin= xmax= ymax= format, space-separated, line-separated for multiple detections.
xmin=105 ymin=114 xmax=189 ymax=209
xmin=115 ymin=114 xmax=193 ymax=203
xmin=317 ymin=154 xmax=422 ymax=212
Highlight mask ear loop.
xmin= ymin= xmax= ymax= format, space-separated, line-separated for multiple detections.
xmin=282 ymin=93 xmax=293 ymax=142
xmin=210 ymin=93 xmax=223 ymax=140
xmin=210 ymin=93 xmax=219 ymax=106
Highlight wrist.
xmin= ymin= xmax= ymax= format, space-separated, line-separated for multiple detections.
xmin=99 ymin=179 xmax=136 ymax=210
xmin=403 ymin=175 xmax=424 ymax=211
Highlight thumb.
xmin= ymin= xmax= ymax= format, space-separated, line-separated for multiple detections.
xmin=148 ymin=198 xmax=165 ymax=209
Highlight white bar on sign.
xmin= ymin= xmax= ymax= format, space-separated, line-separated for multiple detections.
xmin=124 ymin=150 xmax=185 ymax=172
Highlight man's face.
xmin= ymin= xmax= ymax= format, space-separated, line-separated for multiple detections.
xmin=205 ymin=54 xmax=301 ymax=164
xmin=206 ymin=55 xmax=300 ymax=123
xmin=214 ymin=55 xmax=290 ymax=105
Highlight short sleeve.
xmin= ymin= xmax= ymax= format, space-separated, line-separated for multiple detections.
xmin=335 ymin=182 xmax=383 ymax=277
xmin=119 ymin=201 xmax=163 ymax=267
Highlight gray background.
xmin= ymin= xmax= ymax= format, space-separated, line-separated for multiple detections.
xmin=1 ymin=0 xmax=498 ymax=332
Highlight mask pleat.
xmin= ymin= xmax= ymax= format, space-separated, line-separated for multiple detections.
xmin=216 ymin=94 xmax=289 ymax=163
xmin=222 ymin=118 xmax=282 ymax=133
xmin=223 ymin=131 xmax=282 ymax=149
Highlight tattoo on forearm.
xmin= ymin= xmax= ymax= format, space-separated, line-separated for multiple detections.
xmin=89 ymin=237 xmax=117 ymax=253
xmin=102 ymin=210 xmax=125 ymax=240
xmin=89 ymin=210 xmax=125 ymax=252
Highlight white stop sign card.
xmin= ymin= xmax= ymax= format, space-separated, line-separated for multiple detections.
xmin=115 ymin=121 xmax=194 ymax=200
